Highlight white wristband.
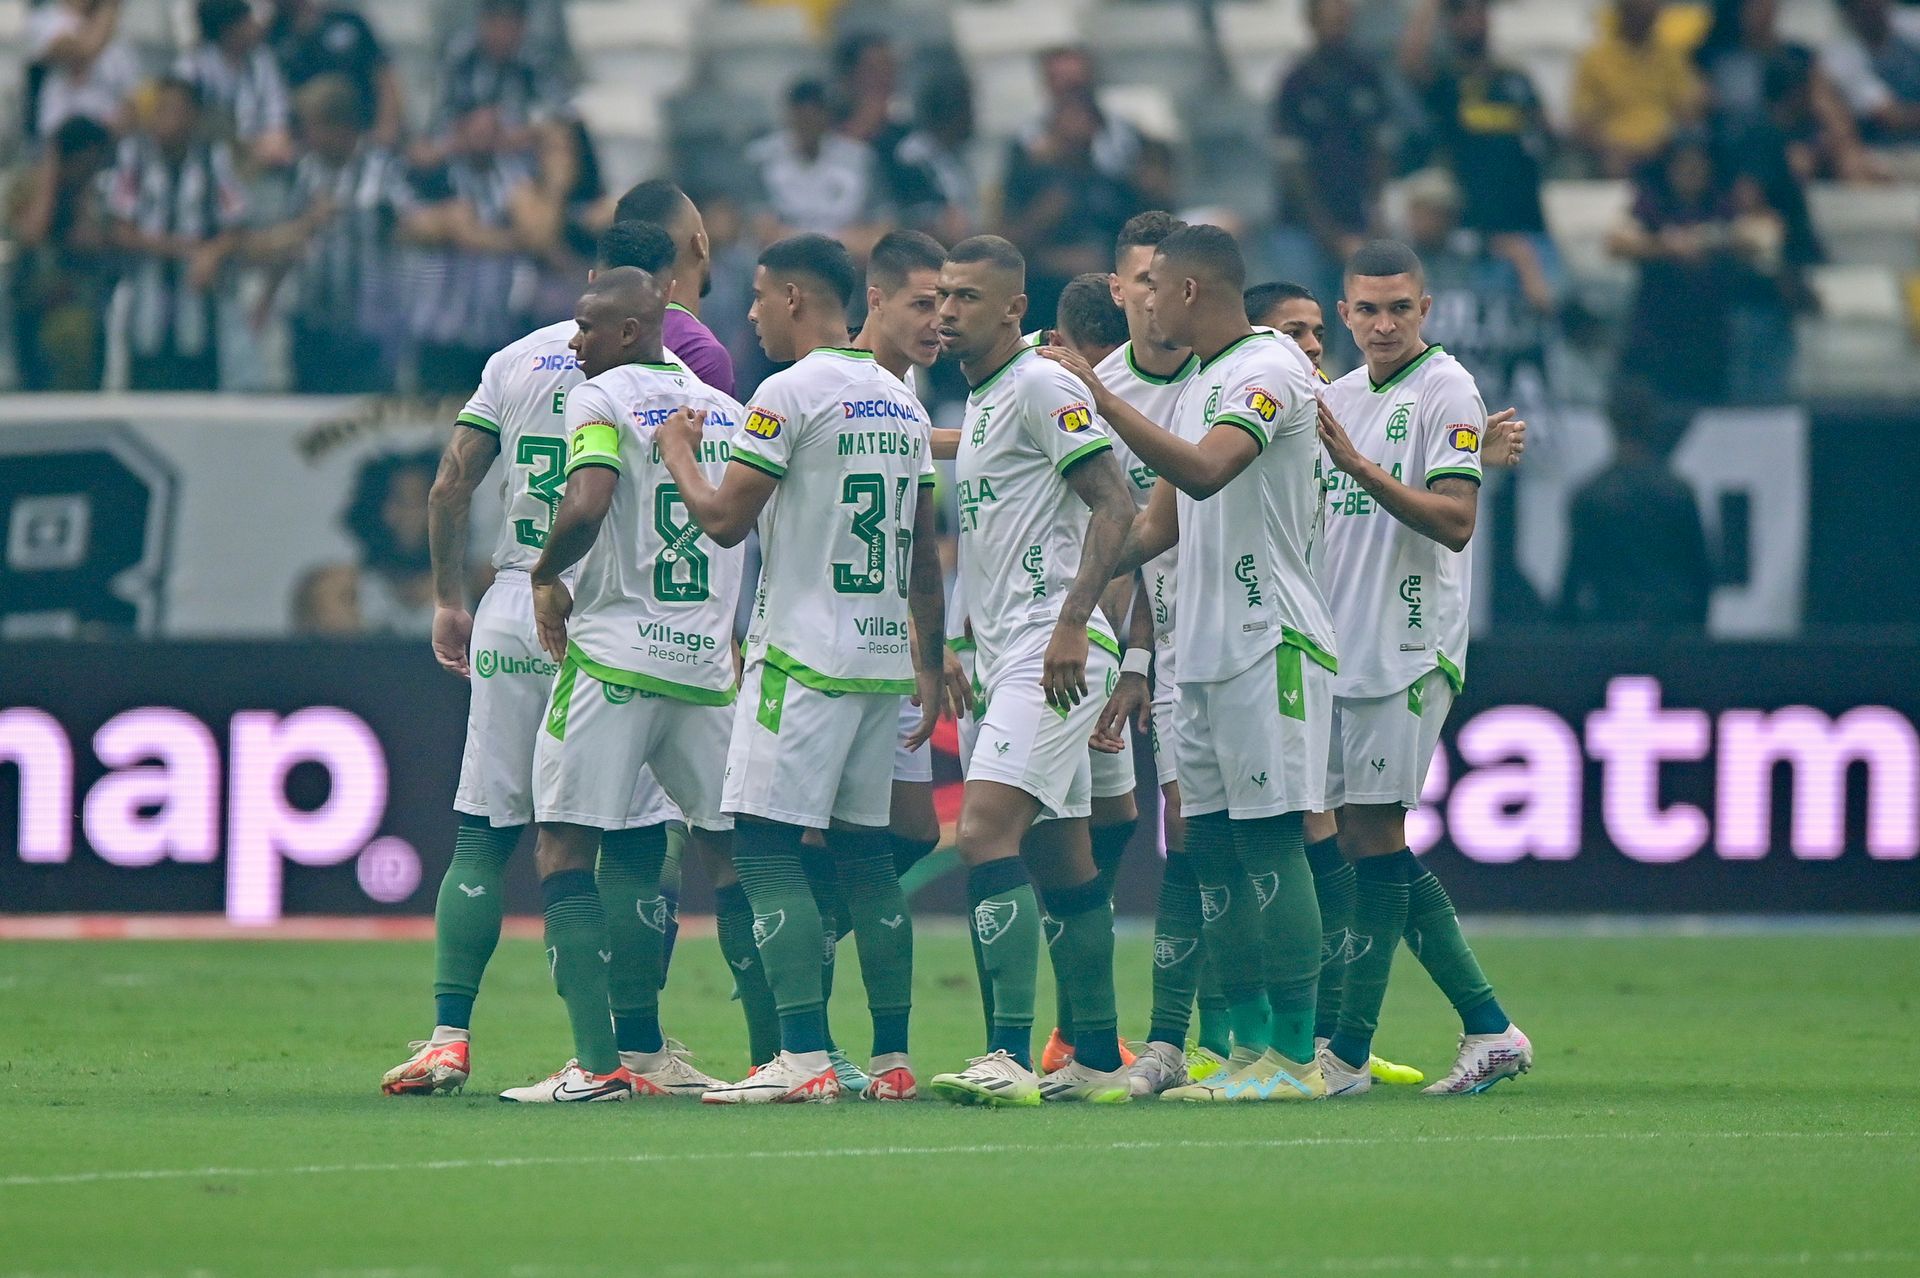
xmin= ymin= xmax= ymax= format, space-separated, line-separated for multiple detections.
xmin=1120 ymin=648 xmax=1152 ymax=679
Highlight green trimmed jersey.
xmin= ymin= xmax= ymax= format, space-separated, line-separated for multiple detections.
xmin=1318 ymin=344 xmax=1483 ymax=698
xmin=1172 ymin=329 xmax=1335 ymax=685
xmin=955 ymin=343 xmax=1119 ymax=671
xmin=733 ymin=347 xmax=934 ymax=693
xmin=560 ymin=361 xmax=747 ymax=703
xmin=458 ymin=320 xmax=689 ymax=573
xmin=1093 ymin=341 xmax=1197 ymax=647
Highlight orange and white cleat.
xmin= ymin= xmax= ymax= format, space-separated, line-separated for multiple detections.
xmin=861 ymin=1052 xmax=918 ymax=1101
xmin=702 ymin=1051 xmax=842 ymax=1104
xmin=381 ymin=1029 xmax=471 ymax=1096
xmin=1040 ymin=1028 xmax=1138 ymax=1075
xmin=498 ymin=1059 xmax=632 ymax=1103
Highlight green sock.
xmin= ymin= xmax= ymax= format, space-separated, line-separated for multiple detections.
xmin=731 ymin=822 xmax=827 ymax=1046
xmin=830 ymin=828 xmax=913 ymax=1056
xmin=657 ymin=821 xmax=685 ymax=987
xmin=1330 ymin=850 xmax=1415 ymax=1069
xmin=1406 ymin=866 xmax=1508 ymax=1034
xmin=714 ymin=882 xmax=780 ymax=1066
xmin=432 ymin=818 xmax=521 ymax=1028
xmin=1196 ymin=948 xmax=1231 ymax=1056
xmin=799 ymin=844 xmax=845 ymax=1046
xmin=1041 ymin=878 xmax=1120 ymax=1072
xmin=595 ymin=824 xmax=668 ymax=1054
xmin=1233 ymin=813 xmax=1320 ymax=1064
xmin=900 ymin=846 xmax=961 ymax=898
xmin=540 ymin=869 xmax=617 ymax=1075
xmin=967 ymin=858 xmax=1040 ymax=1068
xmin=1147 ymin=851 xmax=1204 ymax=1047
xmin=1306 ymin=836 xmax=1354 ymax=1042
xmin=968 ymin=912 xmax=995 ymax=1040
xmin=1188 ymin=812 xmax=1269 ymax=1053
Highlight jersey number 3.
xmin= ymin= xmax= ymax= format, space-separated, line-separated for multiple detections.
xmin=833 ymin=472 xmax=911 ymax=598
xmin=512 ymin=436 xmax=566 ymax=549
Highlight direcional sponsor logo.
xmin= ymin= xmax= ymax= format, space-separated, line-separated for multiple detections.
xmin=1448 ymin=425 xmax=1480 ymax=453
xmin=842 ymin=399 xmax=920 ymax=421
xmin=477 ymin=650 xmax=558 ymax=678
xmin=1245 ymin=387 xmax=1280 ymax=422
xmin=1055 ymin=402 xmax=1094 ymax=434
xmin=532 ymin=353 xmax=579 ymax=371
xmin=743 ymin=408 xmax=784 ymax=440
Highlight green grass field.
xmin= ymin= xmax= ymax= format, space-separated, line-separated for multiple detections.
xmin=3 ymin=925 xmax=1918 ymax=1277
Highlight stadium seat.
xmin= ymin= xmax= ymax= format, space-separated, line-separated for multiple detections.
xmin=1808 ymin=264 xmax=1905 ymax=326
xmin=115 ymin=0 xmax=177 ymax=54
xmin=950 ymin=0 xmax=1086 ymax=139
xmin=1098 ymin=83 xmax=1183 ymax=145
xmin=571 ymin=0 xmax=697 ymax=100
xmin=373 ymin=0 xmax=438 ymax=54
xmin=1775 ymin=0 xmax=1841 ymax=48
xmin=1213 ymin=0 xmax=1309 ymax=102
xmin=1488 ymin=0 xmax=1594 ymax=59
xmin=1086 ymin=3 xmax=1208 ymax=102
xmin=1541 ymin=178 xmax=1632 ymax=276
xmin=697 ymin=4 xmax=823 ymax=116
xmin=0 ymin=0 xmax=26 ymax=44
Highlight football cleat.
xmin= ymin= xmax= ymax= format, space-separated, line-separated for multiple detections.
xmin=1316 ymin=1035 xmax=1424 ymax=1087
xmin=1165 ymin=1047 xmax=1322 ymax=1102
xmin=618 ymin=1042 xmax=725 ymax=1098
xmin=861 ymin=1052 xmax=917 ymax=1101
xmin=381 ymin=1029 xmax=470 ymax=1096
xmin=1184 ymin=1043 xmax=1229 ymax=1084
xmin=929 ymin=1050 xmax=1042 ymax=1108
xmin=701 ymin=1051 xmax=841 ymax=1105
xmin=1423 ymin=1024 xmax=1532 ymax=1096
xmin=497 ymin=1060 xmax=632 ymax=1103
xmin=828 ymin=1048 xmax=872 ymax=1097
xmin=1317 ymin=1045 xmax=1373 ymax=1098
xmin=1161 ymin=1045 xmax=1261 ymax=1102
xmin=1039 ymin=1059 xmax=1132 ymax=1104
xmin=1125 ymin=1040 xmax=1189 ymax=1097
xmin=1040 ymin=1029 xmax=1139 ymax=1074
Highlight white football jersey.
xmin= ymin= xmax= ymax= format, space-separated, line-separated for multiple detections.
xmin=1094 ymin=341 xmax=1197 ymax=648
xmin=955 ymin=343 xmax=1120 ymax=673
xmin=560 ymin=361 xmax=747 ymax=701
xmin=458 ymin=321 xmax=690 ymax=573
xmin=1171 ymin=329 xmax=1335 ymax=685
xmin=1317 ymin=344 xmax=1483 ymax=699
xmin=734 ymin=346 xmax=934 ymax=692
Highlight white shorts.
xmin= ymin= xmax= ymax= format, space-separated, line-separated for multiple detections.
xmin=456 ymin=572 xmax=679 ymax=829
xmin=533 ymin=650 xmax=732 ymax=831
xmin=1175 ymin=641 xmax=1332 ymax=820
xmin=1091 ymin=728 xmax=1135 ymax=799
xmin=1325 ymin=668 xmax=1455 ymax=810
xmin=722 ymin=656 xmax=900 ymax=829
xmin=966 ymin=630 xmax=1118 ymax=822
xmin=953 ymin=640 xmax=980 ymax=777
xmin=893 ymin=693 xmax=932 ymax=784
xmin=1148 ymin=635 xmax=1178 ymax=789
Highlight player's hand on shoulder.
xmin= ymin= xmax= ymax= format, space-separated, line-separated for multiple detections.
xmin=1091 ymin=670 xmax=1148 ymax=754
xmin=531 ymin=580 xmax=572 ymax=663
xmin=432 ymin=604 xmax=474 ymax=678
xmin=1485 ymin=407 xmax=1526 ymax=468
xmin=1037 ymin=345 xmax=1106 ymax=403
xmin=1041 ymin=621 xmax=1090 ymax=710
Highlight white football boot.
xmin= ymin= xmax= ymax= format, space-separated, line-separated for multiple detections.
xmin=1124 ymin=1041 xmax=1189 ymax=1097
xmin=497 ymin=1060 xmax=632 ymax=1103
xmin=618 ymin=1040 xmax=725 ymax=1097
xmin=1317 ymin=1045 xmax=1373 ymax=1098
xmin=701 ymin=1051 xmax=841 ymax=1105
xmin=1039 ymin=1058 xmax=1133 ymax=1103
xmin=928 ymin=1050 xmax=1042 ymax=1107
xmin=1423 ymin=1024 xmax=1533 ymax=1096
xmin=381 ymin=1027 xmax=470 ymax=1096
xmin=861 ymin=1052 xmax=917 ymax=1101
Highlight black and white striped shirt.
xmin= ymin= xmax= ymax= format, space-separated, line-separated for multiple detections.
xmin=402 ymin=155 xmax=535 ymax=351
xmin=106 ymin=136 xmax=248 ymax=358
xmin=288 ymin=144 xmax=416 ymax=338
xmin=174 ymin=45 xmax=291 ymax=144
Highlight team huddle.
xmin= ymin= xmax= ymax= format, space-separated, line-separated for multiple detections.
xmin=380 ymin=177 xmax=1534 ymax=1106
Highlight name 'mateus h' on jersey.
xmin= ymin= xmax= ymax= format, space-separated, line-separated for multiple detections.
xmin=1171 ymin=328 xmax=1336 ymax=686
xmin=560 ymin=362 xmax=748 ymax=702
xmin=457 ymin=321 xmax=692 ymax=574
xmin=955 ymin=344 xmax=1120 ymax=670
xmin=1318 ymin=344 xmax=1483 ymax=700
xmin=732 ymin=347 xmax=934 ymax=692
xmin=1094 ymin=341 xmax=1197 ymax=647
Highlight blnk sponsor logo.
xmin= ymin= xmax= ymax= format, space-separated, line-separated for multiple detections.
xmin=475 ymin=650 xmax=558 ymax=678
xmin=1409 ymin=677 xmax=1920 ymax=865
xmin=0 ymin=705 xmax=417 ymax=924
xmin=532 ymin=353 xmax=580 ymax=372
xmin=841 ymin=399 xmax=920 ymax=422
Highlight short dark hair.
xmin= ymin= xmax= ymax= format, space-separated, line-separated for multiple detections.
xmin=1154 ymin=223 xmax=1245 ymax=292
xmin=597 ymin=220 xmax=677 ymax=275
xmin=51 ymin=114 xmax=112 ymax=158
xmin=759 ymin=233 xmax=857 ymax=310
xmin=1244 ymin=281 xmax=1317 ymax=323
xmin=197 ymin=0 xmax=250 ymax=41
xmin=612 ymin=179 xmax=688 ymax=232
xmin=1055 ymin=273 xmax=1127 ymax=351
xmin=1345 ymin=238 xmax=1425 ymax=286
xmin=946 ymin=234 xmax=1026 ymax=283
xmin=788 ymin=79 xmax=829 ymax=110
xmin=832 ymin=31 xmax=890 ymax=77
xmin=1116 ymin=210 xmax=1186 ymax=261
xmin=867 ymin=229 xmax=946 ymax=295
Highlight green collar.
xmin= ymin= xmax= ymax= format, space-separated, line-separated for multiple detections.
xmin=813 ymin=346 xmax=875 ymax=361
xmin=638 ymin=360 xmax=680 ymax=372
xmin=1369 ymin=343 xmax=1442 ymax=394
xmin=968 ymin=342 xmax=1035 ymax=395
xmin=1125 ymin=342 xmax=1197 ymax=385
xmin=1197 ymin=329 xmax=1273 ymax=372
xmin=665 ymin=302 xmax=696 ymax=317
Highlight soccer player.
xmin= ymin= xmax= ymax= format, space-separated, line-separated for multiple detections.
xmin=382 ymin=223 xmax=718 ymax=1097
xmin=503 ymin=266 xmax=748 ymax=1102
xmin=1312 ymin=240 xmax=1532 ymax=1096
xmin=1047 ymin=223 xmax=1332 ymax=1102
xmin=925 ymin=236 xmax=1138 ymax=1107
xmin=611 ymin=179 xmax=734 ymax=395
xmin=661 ymin=234 xmax=947 ymax=1104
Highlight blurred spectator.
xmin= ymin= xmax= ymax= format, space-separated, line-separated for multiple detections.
xmin=1560 ymin=380 xmax=1712 ymax=631
xmin=886 ymin=69 xmax=981 ymax=242
xmin=106 ymin=78 xmax=248 ymax=392
xmin=7 ymin=116 xmax=115 ymax=390
xmin=294 ymin=447 xmax=439 ymax=636
xmin=1824 ymin=0 xmax=1920 ymax=144
xmin=430 ymin=0 xmax=563 ymax=157
xmin=1572 ymin=0 xmax=1706 ymax=176
xmin=1400 ymin=169 xmax=1551 ymax=408
xmin=23 ymin=0 xmax=139 ymax=140
xmin=175 ymin=0 xmax=296 ymax=170
xmin=832 ymin=32 xmax=907 ymax=154
xmin=267 ymin=0 xmax=402 ymax=148
xmin=1695 ymin=0 xmax=1876 ymax=181
xmin=1607 ymin=135 xmax=1786 ymax=404
xmin=433 ymin=0 xmax=576 ymax=99
xmin=249 ymin=75 xmax=427 ymax=394
xmin=403 ymin=105 xmax=550 ymax=395
xmin=1271 ymin=0 xmax=1392 ymax=307
xmin=1023 ymin=45 xmax=1141 ymax=182
xmin=747 ymin=80 xmax=889 ymax=250
xmin=1001 ymin=88 xmax=1141 ymax=327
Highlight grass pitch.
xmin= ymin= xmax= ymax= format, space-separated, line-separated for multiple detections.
xmin=2 ymin=925 xmax=1917 ymax=1277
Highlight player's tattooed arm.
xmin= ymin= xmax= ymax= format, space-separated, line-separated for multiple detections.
xmin=1112 ymin=476 xmax=1178 ymax=577
xmin=1316 ymin=400 xmax=1479 ymax=552
xmin=1039 ymin=345 xmax=1258 ymax=499
xmin=528 ymin=464 xmax=616 ymax=661
xmin=426 ymin=422 xmax=502 ymax=676
xmin=905 ymin=493 xmax=958 ymax=749
xmin=1045 ymin=451 xmax=1137 ymax=709
xmin=656 ymin=407 xmax=778 ymax=547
